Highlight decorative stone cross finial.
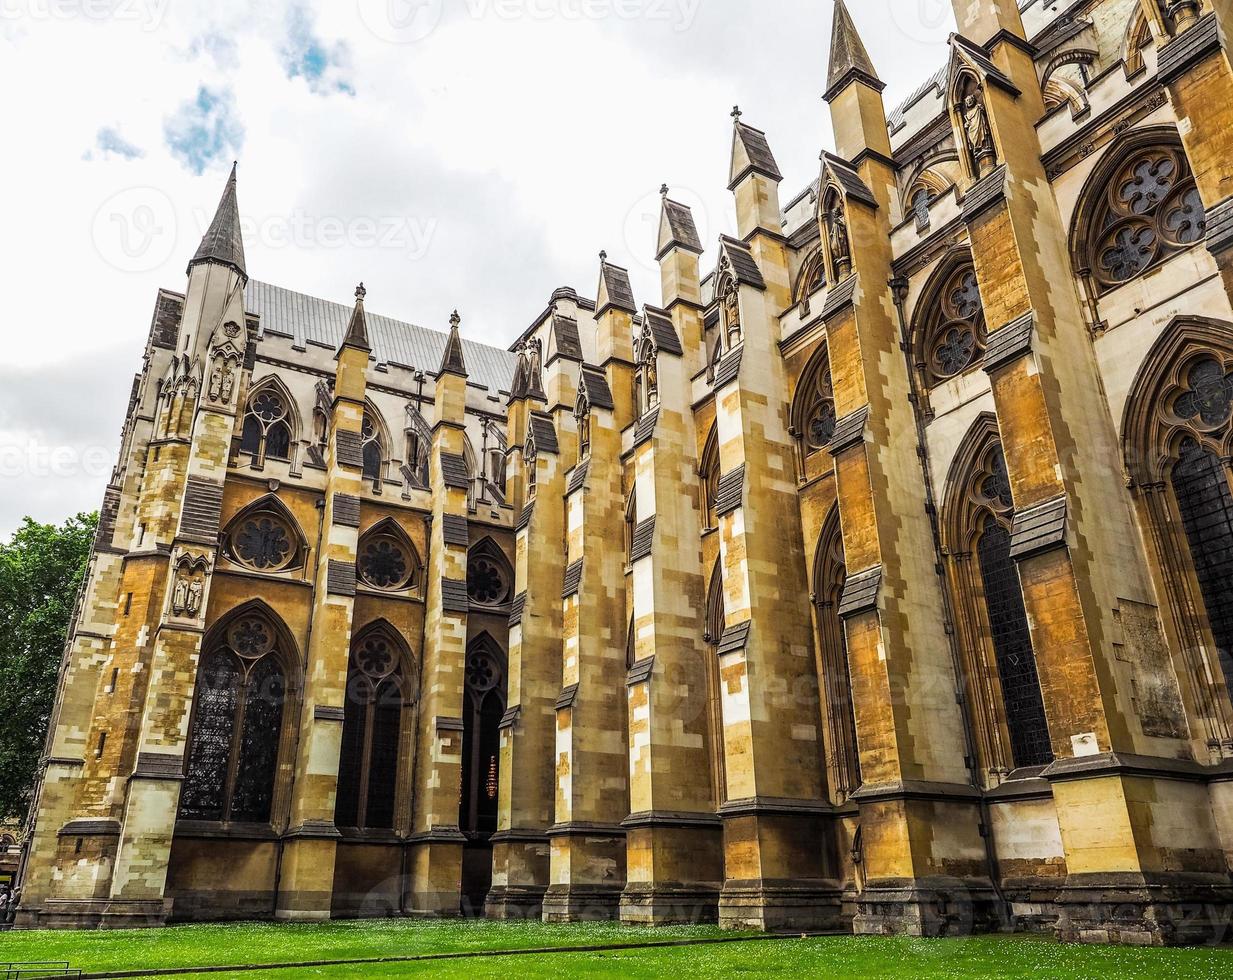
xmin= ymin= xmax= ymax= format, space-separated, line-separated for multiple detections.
xmin=660 ymin=183 xmax=669 ymax=197
xmin=731 ymin=105 xmax=742 ymax=121
xmin=355 ymin=282 xmax=366 ymax=301
xmin=450 ymin=309 xmax=461 ymax=328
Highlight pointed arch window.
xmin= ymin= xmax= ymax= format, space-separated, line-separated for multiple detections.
xmin=700 ymin=425 xmax=720 ymax=531
xmin=792 ymin=345 xmax=837 ymax=458
xmin=813 ymin=509 xmax=861 ymax=800
xmin=180 ymin=610 xmax=290 ymax=824
xmin=1124 ymin=332 xmax=1233 ymax=718
xmin=357 ymin=520 xmax=420 ymax=593
xmin=1080 ymin=137 xmax=1204 ymax=296
xmin=460 ymin=635 xmax=506 ymax=835
xmin=916 ymin=257 xmax=987 ymax=387
xmin=241 ymin=386 xmax=294 ymax=463
xmin=361 ymin=413 xmax=383 ymax=485
xmin=335 ymin=625 xmax=415 ymax=832
xmin=467 ymin=538 xmax=512 ymax=607
xmin=222 ymin=497 xmax=307 ymax=575
xmin=942 ymin=426 xmax=1053 ymax=776
xmin=704 ymin=561 xmax=728 ymax=805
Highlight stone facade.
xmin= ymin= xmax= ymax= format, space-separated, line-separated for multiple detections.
xmin=17 ymin=0 xmax=1233 ymax=944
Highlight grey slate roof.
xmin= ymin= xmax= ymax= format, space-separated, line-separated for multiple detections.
xmin=660 ymin=198 xmax=703 ymax=255
xmin=190 ymin=163 xmax=247 ymax=279
xmin=579 ymin=366 xmax=615 ymax=411
xmin=718 ymin=237 xmax=767 ymax=290
xmin=642 ymin=306 xmax=683 ymax=356
xmin=827 ymin=0 xmax=882 ymax=96
xmin=551 ymin=315 xmax=584 ymax=361
xmin=599 ymin=262 xmax=637 ymax=314
xmin=732 ymin=122 xmax=783 ymax=185
xmin=245 ymin=279 xmax=518 ymax=394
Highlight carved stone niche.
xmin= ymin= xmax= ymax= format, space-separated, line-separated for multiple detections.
xmin=169 ymin=551 xmax=211 ymax=620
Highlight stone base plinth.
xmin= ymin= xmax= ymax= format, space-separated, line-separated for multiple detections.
xmin=853 ymin=878 xmax=1004 ymax=938
xmin=541 ymin=882 xmax=623 ymax=922
xmin=485 ymin=833 xmax=550 ymax=921
xmin=619 ymin=882 xmax=721 ymax=925
xmin=1054 ymin=873 xmax=1233 ymax=946
xmin=23 ymin=898 xmax=170 ymax=930
xmin=718 ymin=878 xmax=844 ymax=932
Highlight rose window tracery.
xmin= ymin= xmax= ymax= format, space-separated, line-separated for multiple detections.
xmin=467 ymin=553 xmax=509 ymax=605
xmin=921 ymin=263 xmax=986 ymax=386
xmin=225 ymin=508 xmax=300 ymax=573
xmin=1090 ymin=146 xmax=1205 ymax=294
xmin=1172 ymin=359 xmax=1233 ymax=431
xmin=357 ymin=531 xmax=415 ymax=591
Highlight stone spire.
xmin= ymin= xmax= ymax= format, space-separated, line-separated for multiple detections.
xmin=439 ymin=310 xmax=468 ymax=377
xmin=189 ymin=161 xmax=247 ymax=280
xmin=825 ymin=0 xmax=883 ymax=102
xmin=339 ymin=282 xmax=372 ymax=353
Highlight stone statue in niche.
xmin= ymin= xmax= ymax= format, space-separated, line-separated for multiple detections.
xmin=828 ymin=205 xmax=851 ymax=280
xmin=209 ymin=355 xmax=236 ymax=404
xmin=645 ymin=351 xmax=658 ymax=403
xmin=171 ymin=557 xmax=207 ymax=618
xmin=186 ymin=577 xmax=204 ymax=617
xmin=961 ymin=87 xmax=995 ymax=177
xmin=172 ymin=573 xmax=190 ymax=615
xmin=219 ymin=362 xmax=235 ymax=403
xmin=722 ymin=283 xmax=741 ymax=348
xmin=208 ymin=366 xmax=222 ymax=402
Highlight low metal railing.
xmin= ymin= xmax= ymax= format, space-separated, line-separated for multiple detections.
xmin=0 ymin=962 xmax=83 ymax=979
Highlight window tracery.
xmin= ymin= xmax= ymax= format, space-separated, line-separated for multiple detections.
xmin=467 ymin=539 xmax=512 ymax=606
xmin=943 ymin=421 xmax=1053 ymax=778
xmin=460 ymin=634 xmax=506 ymax=834
xmin=222 ymin=498 xmax=305 ymax=575
xmin=361 ymin=413 xmax=383 ymax=485
xmin=917 ymin=259 xmax=987 ymax=386
xmin=357 ymin=521 xmax=419 ymax=592
xmin=335 ymin=624 xmax=412 ymax=832
xmin=240 ymin=386 xmax=294 ymax=463
xmin=700 ymin=425 xmax=720 ymax=531
xmin=1088 ymin=144 xmax=1204 ymax=295
xmin=180 ymin=608 xmax=290 ymax=824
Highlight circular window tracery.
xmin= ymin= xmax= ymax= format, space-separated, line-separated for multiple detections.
xmin=1090 ymin=146 xmax=1205 ymax=294
xmin=466 ymin=646 xmax=500 ymax=692
xmin=923 ymin=265 xmax=986 ymax=385
xmin=467 ymin=550 xmax=510 ymax=606
xmin=357 ymin=532 xmax=415 ymax=591
xmin=227 ymin=616 xmax=275 ymax=659
xmin=228 ymin=512 xmax=299 ymax=573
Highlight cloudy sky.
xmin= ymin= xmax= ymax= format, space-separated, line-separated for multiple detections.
xmin=0 ymin=0 xmax=957 ymax=538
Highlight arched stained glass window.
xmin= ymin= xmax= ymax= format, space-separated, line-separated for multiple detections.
xmin=180 ymin=611 xmax=288 ymax=824
xmin=335 ymin=627 xmax=411 ymax=831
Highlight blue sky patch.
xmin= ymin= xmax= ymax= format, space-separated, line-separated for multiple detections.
xmin=85 ymin=127 xmax=144 ymax=161
xmin=164 ymin=86 xmax=245 ymax=176
xmin=282 ymin=3 xmax=354 ymax=95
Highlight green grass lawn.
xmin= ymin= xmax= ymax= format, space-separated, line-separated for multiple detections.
xmin=0 ymin=920 xmax=1230 ymax=979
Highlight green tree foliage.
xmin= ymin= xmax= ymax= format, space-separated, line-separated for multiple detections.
xmin=0 ymin=513 xmax=97 ymax=825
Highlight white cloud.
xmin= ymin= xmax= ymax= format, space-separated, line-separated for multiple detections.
xmin=0 ymin=0 xmax=953 ymax=538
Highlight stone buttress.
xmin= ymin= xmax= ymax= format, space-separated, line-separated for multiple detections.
xmin=542 ymin=260 xmax=635 ymax=921
xmin=406 ymin=315 xmax=472 ymax=914
xmin=21 ymin=168 xmax=250 ymax=927
xmin=274 ymin=287 xmax=371 ymax=920
xmin=709 ymin=115 xmax=841 ymax=932
xmin=486 ymin=319 xmax=572 ymax=919
xmin=620 ymin=191 xmax=723 ymax=925
xmin=948 ymin=0 xmax=1233 ymax=944
xmin=822 ymin=3 xmax=995 ymax=936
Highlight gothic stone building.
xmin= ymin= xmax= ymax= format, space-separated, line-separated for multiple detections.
xmin=18 ymin=0 xmax=1233 ymax=945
